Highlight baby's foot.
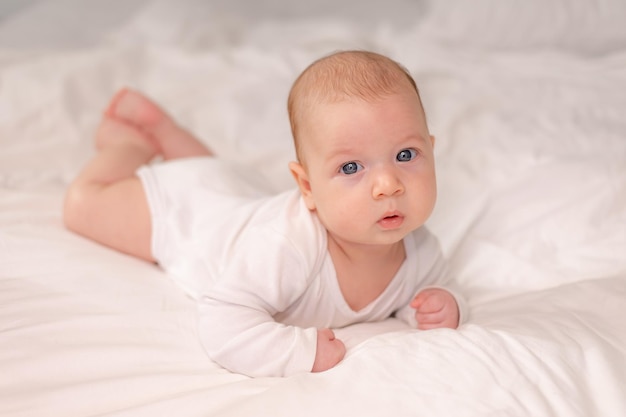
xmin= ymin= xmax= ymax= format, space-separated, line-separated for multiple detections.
xmin=105 ymin=88 xmax=212 ymax=160
xmin=94 ymin=115 xmax=159 ymax=158
xmin=105 ymin=88 xmax=171 ymax=131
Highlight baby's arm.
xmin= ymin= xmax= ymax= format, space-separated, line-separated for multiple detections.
xmin=199 ymin=296 xmax=344 ymax=376
xmin=197 ymin=230 xmax=345 ymax=377
xmin=394 ymin=228 xmax=467 ymax=329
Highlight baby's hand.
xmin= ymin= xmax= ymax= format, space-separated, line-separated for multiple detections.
xmin=410 ymin=288 xmax=459 ymax=330
xmin=311 ymin=328 xmax=346 ymax=372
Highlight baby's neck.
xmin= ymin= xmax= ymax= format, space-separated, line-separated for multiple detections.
xmin=327 ymin=234 xmax=405 ymax=266
xmin=327 ymin=234 xmax=406 ymax=312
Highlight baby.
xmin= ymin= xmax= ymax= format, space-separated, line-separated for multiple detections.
xmin=64 ymin=50 xmax=467 ymax=377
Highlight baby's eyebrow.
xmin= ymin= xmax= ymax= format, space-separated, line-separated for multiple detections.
xmin=325 ymin=132 xmax=427 ymax=160
xmin=323 ymin=148 xmax=360 ymax=169
xmin=404 ymin=133 xmax=428 ymax=144
xmin=324 ymin=137 xmax=359 ymax=157
xmin=328 ymin=145 xmax=357 ymax=158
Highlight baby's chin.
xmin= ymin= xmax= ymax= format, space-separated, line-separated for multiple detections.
xmin=345 ymin=231 xmax=411 ymax=248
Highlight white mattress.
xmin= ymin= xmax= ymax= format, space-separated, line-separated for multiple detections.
xmin=1 ymin=0 xmax=626 ymax=416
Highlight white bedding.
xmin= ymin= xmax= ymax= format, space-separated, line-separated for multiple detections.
xmin=1 ymin=1 xmax=625 ymax=416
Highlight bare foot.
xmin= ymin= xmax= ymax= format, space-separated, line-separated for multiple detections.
xmin=105 ymin=88 xmax=169 ymax=130
xmin=105 ymin=88 xmax=212 ymax=160
xmin=95 ymin=115 xmax=159 ymax=158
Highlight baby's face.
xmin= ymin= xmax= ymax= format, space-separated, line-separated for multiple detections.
xmin=295 ymin=90 xmax=437 ymax=248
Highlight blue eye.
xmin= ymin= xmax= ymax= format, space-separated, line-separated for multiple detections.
xmin=340 ymin=161 xmax=363 ymax=175
xmin=396 ymin=149 xmax=417 ymax=162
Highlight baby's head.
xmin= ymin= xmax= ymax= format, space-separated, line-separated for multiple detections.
xmin=287 ymin=50 xmax=427 ymax=165
xmin=287 ymin=50 xmax=437 ymax=247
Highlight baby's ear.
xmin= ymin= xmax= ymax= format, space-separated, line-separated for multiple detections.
xmin=288 ymin=161 xmax=316 ymax=211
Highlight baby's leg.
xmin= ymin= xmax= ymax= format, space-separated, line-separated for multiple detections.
xmin=64 ymin=116 xmax=157 ymax=262
xmin=106 ymin=88 xmax=213 ymax=160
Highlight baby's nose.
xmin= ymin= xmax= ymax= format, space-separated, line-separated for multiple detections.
xmin=372 ymin=167 xmax=404 ymax=198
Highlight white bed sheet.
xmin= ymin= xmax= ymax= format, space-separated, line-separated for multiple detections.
xmin=1 ymin=1 xmax=626 ymax=416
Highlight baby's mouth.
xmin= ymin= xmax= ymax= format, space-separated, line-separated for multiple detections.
xmin=378 ymin=212 xmax=404 ymax=229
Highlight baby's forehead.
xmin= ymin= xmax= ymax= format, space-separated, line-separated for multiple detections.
xmin=303 ymin=92 xmax=427 ymax=144
xmin=305 ymin=88 xmax=423 ymax=119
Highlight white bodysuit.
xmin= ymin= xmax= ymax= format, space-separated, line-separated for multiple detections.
xmin=138 ymin=157 xmax=466 ymax=377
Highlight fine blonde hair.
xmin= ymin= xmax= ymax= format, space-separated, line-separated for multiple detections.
xmin=287 ymin=50 xmax=423 ymax=162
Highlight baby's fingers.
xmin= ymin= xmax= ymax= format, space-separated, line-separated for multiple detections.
xmin=411 ymin=289 xmax=446 ymax=313
xmin=412 ymin=289 xmax=460 ymax=330
xmin=418 ymin=314 xmax=459 ymax=330
xmin=312 ymin=328 xmax=346 ymax=372
xmin=416 ymin=309 xmax=447 ymax=328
